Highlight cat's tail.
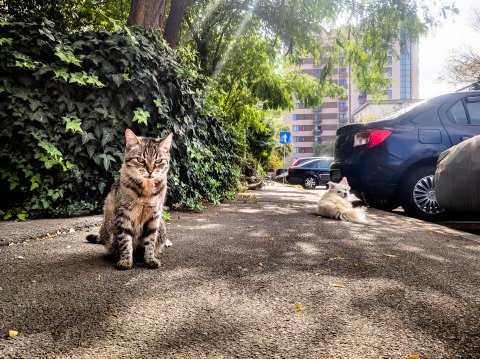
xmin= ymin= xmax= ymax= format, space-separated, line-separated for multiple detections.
xmin=337 ymin=207 xmax=369 ymax=224
xmin=86 ymin=234 xmax=101 ymax=244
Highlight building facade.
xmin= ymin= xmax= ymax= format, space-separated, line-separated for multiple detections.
xmin=282 ymin=41 xmax=419 ymax=165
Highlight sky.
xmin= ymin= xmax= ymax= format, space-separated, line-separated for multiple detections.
xmin=419 ymin=0 xmax=480 ymax=98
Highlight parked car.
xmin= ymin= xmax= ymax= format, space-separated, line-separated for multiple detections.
xmin=330 ymin=88 xmax=480 ymax=221
xmin=435 ymin=134 xmax=480 ymax=212
xmin=286 ymin=157 xmax=333 ymax=189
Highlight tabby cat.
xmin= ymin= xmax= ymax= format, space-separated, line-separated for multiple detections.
xmin=87 ymin=129 xmax=173 ymax=270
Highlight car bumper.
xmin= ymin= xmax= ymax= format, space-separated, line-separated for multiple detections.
xmin=330 ymin=162 xmax=397 ymax=196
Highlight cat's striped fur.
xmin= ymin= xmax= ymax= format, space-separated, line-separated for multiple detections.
xmin=87 ymin=129 xmax=173 ymax=270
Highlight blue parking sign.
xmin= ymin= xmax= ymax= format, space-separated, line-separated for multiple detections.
xmin=279 ymin=131 xmax=291 ymax=145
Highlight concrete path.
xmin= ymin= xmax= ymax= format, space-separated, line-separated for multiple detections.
xmin=0 ymin=183 xmax=479 ymax=358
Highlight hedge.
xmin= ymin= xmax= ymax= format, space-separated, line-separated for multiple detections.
xmin=0 ymin=20 xmax=241 ymax=219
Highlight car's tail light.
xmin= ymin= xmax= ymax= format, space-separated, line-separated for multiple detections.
xmin=353 ymin=130 xmax=392 ymax=149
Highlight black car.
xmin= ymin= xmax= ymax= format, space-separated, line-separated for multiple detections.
xmin=330 ymin=89 xmax=480 ymax=221
xmin=287 ymin=157 xmax=333 ymax=189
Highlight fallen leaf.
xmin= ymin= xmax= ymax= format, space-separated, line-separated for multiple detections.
xmin=296 ymin=303 xmax=302 ymax=312
xmin=31 ymin=280 xmax=37 ymax=283
xmin=69 ymin=228 xmax=75 ymax=233
xmin=266 ymin=236 xmax=274 ymax=241
xmin=15 ymin=256 xmax=25 ymax=260
xmin=257 ymin=261 xmax=263 ymax=268
xmin=0 ymin=286 xmax=3 ymax=292
xmin=352 ymin=260 xmax=359 ymax=267
xmin=329 ymin=253 xmax=344 ymax=260
xmin=329 ymin=283 xmax=345 ymax=288
xmin=110 ymin=311 xmax=119 ymax=318
xmin=407 ymin=355 xmax=420 ymax=359
xmin=9 ymin=330 xmax=18 ymax=338
xmin=165 ymin=239 xmax=173 ymax=247
xmin=96 ymin=274 xmax=101 ymax=281
xmin=66 ymin=245 xmax=72 ymax=249
xmin=383 ymin=253 xmax=397 ymax=258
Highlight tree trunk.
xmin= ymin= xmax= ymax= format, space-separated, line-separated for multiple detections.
xmin=164 ymin=0 xmax=196 ymax=48
xmin=127 ymin=0 xmax=168 ymax=30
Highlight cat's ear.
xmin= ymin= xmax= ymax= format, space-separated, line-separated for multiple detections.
xmin=340 ymin=177 xmax=349 ymax=185
xmin=125 ymin=129 xmax=139 ymax=150
xmin=159 ymin=133 xmax=173 ymax=150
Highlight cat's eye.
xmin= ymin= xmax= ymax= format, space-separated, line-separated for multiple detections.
xmin=136 ymin=157 xmax=145 ymax=164
xmin=155 ymin=159 xmax=165 ymax=165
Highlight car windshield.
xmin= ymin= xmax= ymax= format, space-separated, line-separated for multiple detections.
xmin=298 ymin=158 xmax=332 ymax=168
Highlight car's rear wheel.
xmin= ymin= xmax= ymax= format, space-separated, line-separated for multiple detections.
xmin=400 ymin=167 xmax=446 ymax=221
xmin=362 ymin=193 xmax=399 ymax=211
xmin=302 ymin=175 xmax=318 ymax=189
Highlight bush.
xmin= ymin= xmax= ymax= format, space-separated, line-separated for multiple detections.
xmin=0 ymin=20 xmax=240 ymax=219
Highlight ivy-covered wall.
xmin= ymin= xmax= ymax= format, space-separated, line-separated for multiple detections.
xmin=0 ymin=20 xmax=240 ymax=219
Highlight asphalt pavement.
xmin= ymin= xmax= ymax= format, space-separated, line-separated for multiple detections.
xmin=1 ymin=183 xmax=479 ymax=358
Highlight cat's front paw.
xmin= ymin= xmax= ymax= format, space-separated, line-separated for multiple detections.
xmin=116 ymin=259 xmax=133 ymax=270
xmin=145 ymin=257 xmax=161 ymax=268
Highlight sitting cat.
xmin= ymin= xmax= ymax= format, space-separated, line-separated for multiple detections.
xmin=316 ymin=177 xmax=368 ymax=224
xmin=87 ymin=129 xmax=173 ymax=270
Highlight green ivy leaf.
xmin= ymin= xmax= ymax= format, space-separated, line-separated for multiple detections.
xmin=30 ymin=173 xmax=41 ymax=191
xmin=54 ymin=44 xmax=81 ymax=66
xmin=16 ymin=213 xmax=28 ymax=221
xmin=54 ymin=68 xmax=70 ymax=82
xmin=0 ymin=37 xmax=13 ymax=46
xmin=132 ymin=108 xmax=150 ymax=126
xmin=69 ymin=72 xmax=87 ymax=85
xmin=63 ymin=115 xmax=83 ymax=133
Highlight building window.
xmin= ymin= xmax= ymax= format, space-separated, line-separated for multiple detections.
xmin=314 ymin=125 xmax=322 ymax=131
xmin=340 ymin=67 xmax=347 ymax=74
xmin=338 ymin=101 xmax=347 ymax=109
xmin=293 ymin=125 xmax=299 ymax=132
xmin=400 ymin=30 xmax=412 ymax=100
xmin=338 ymin=79 xmax=347 ymax=88
xmin=386 ymin=67 xmax=392 ymax=76
xmin=294 ymin=147 xmax=299 ymax=154
xmin=314 ymin=69 xmax=321 ymax=77
xmin=292 ymin=114 xmax=299 ymax=121
xmin=314 ymin=136 xmax=322 ymax=143
xmin=295 ymin=103 xmax=304 ymax=109
xmin=314 ymin=114 xmax=322 ymax=121
xmin=339 ymin=113 xmax=347 ymax=121
xmin=387 ymin=89 xmax=393 ymax=100
xmin=387 ymin=56 xmax=392 ymax=65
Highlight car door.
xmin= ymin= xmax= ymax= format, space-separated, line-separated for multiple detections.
xmin=439 ymin=94 xmax=480 ymax=145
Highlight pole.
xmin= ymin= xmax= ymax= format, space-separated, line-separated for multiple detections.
xmin=282 ymin=145 xmax=285 ymax=185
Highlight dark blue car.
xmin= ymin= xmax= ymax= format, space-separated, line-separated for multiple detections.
xmin=287 ymin=157 xmax=333 ymax=189
xmin=330 ymin=89 xmax=480 ymax=221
